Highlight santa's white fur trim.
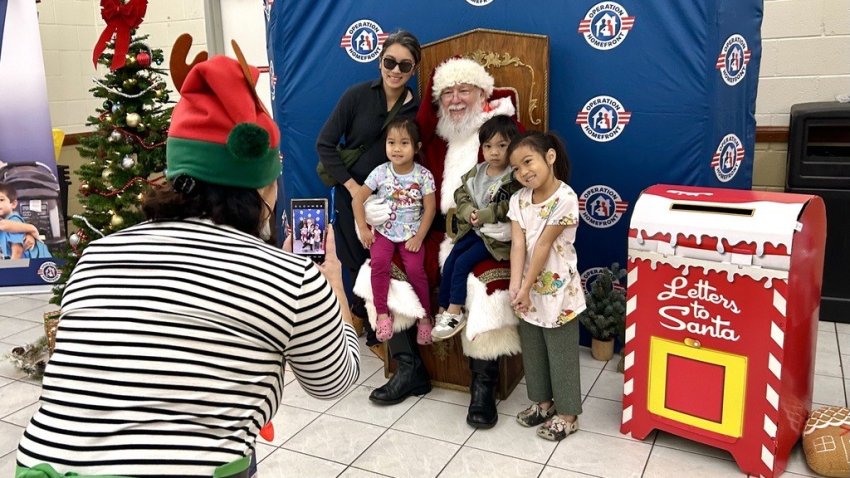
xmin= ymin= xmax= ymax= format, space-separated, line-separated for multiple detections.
xmin=462 ymin=325 xmax=521 ymax=360
xmin=441 ymin=135 xmax=480 ymax=214
xmin=439 ymin=97 xmax=516 ymax=215
xmin=432 ymin=58 xmax=494 ymax=100
xmin=353 ymin=260 xmax=423 ymax=332
xmin=485 ymin=97 xmax=516 ymax=122
xmin=464 ymin=275 xmax=519 ymax=340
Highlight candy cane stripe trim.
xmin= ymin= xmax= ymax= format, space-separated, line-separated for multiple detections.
xmin=761 ymin=445 xmax=775 ymax=470
xmin=773 ymin=290 xmax=787 ymax=317
xmin=766 ymin=384 xmax=779 ymax=410
xmin=625 ymin=323 xmax=636 ymax=343
xmin=622 ymin=405 xmax=633 ymax=424
xmin=763 ymin=415 xmax=777 ymax=438
xmin=770 ymin=322 xmax=785 ymax=349
xmin=768 ymin=353 xmax=782 ymax=379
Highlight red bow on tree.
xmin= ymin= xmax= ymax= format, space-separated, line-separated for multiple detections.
xmin=92 ymin=0 xmax=148 ymax=71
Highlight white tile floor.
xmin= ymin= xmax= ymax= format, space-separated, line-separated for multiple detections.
xmin=0 ymin=293 xmax=846 ymax=477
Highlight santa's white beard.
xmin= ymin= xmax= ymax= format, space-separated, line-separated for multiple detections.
xmin=436 ymin=105 xmax=487 ymax=143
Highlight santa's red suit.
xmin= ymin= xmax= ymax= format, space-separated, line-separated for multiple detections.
xmin=354 ymin=67 xmax=522 ymax=361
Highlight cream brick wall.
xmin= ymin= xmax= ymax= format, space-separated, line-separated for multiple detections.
xmin=756 ymin=0 xmax=850 ymax=127
xmin=753 ymin=142 xmax=789 ymax=190
xmin=754 ymin=0 xmax=849 ymax=190
xmin=37 ymin=0 xmax=206 ymax=134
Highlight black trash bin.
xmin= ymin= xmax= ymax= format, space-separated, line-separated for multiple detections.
xmin=785 ymin=102 xmax=850 ymax=323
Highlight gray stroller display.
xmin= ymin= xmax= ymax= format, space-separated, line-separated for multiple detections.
xmin=0 ymin=161 xmax=66 ymax=250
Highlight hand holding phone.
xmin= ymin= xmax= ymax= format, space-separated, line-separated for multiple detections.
xmin=291 ymin=198 xmax=328 ymax=264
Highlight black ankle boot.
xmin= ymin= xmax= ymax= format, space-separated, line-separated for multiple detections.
xmin=369 ymin=328 xmax=431 ymax=405
xmin=467 ymin=358 xmax=499 ymax=428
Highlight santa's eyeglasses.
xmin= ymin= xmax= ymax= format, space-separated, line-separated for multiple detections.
xmin=382 ymin=57 xmax=415 ymax=73
xmin=440 ymin=87 xmax=476 ymax=101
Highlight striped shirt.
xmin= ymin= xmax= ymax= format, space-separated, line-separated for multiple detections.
xmin=17 ymin=219 xmax=360 ymax=477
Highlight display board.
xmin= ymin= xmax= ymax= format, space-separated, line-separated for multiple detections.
xmin=266 ymin=0 xmax=763 ymax=293
xmin=0 ymin=0 xmax=65 ymax=288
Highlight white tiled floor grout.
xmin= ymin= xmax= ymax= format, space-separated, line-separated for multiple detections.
xmin=0 ymin=294 xmax=844 ymax=477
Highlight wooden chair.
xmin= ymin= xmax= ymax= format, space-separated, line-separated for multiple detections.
xmin=382 ymin=29 xmax=550 ymax=400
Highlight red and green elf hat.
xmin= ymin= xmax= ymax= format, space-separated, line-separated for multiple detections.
xmin=166 ymin=55 xmax=281 ymax=189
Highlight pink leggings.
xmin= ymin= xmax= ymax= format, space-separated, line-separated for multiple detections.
xmin=370 ymin=232 xmax=431 ymax=318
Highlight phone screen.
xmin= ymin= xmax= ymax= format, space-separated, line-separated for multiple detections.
xmin=291 ymin=198 xmax=328 ymax=263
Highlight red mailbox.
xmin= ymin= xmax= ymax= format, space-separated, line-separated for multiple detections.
xmin=621 ymin=184 xmax=827 ymax=477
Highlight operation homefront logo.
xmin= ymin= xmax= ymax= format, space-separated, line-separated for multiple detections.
xmin=339 ymin=19 xmax=387 ymax=63
xmin=37 ymin=261 xmax=61 ymax=283
xmin=466 ymin=0 xmax=495 ymax=5
xmin=712 ymin=134 xmax=744 ymax=182
xmin=576 ymin=96 xmax=631 ymax=142
xmin=715 ymin=34 xmax=751 ymax=86
xmin=579 ymin=185 xmax=629 ymax=228
xmin=578 ymin=2 xmax=636 ymax=50
xmin=581 ymin=267 xmax=627 ymax=294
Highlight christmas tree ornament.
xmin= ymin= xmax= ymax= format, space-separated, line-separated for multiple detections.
xmin=102 ymin=169 xmax=112 ymax=180
xmin=122 ymin=79 xmax=134 ymax=90
xmin=111 ymin=103 xmax=122 ymax=114
xmin=108 ymin=130 xmax=123 ymax=142
xmin=125 ymin=54 xmax=137 ymax=66
xmin=69 ymin=233 xmax=81 ymax=248
xmin=136 ymin=51 xmax=151 ymax=67
xmin=129 ymin=78 xmax=138 ymax=86
xmin=137 ymin=123 xmax=146 ymax=131
xmin=121 ymin=154 xmax=136 ymax=169
xmin=103 ymin=114 xmax=113 ymax=123
xmin=126 ymin=113 xmax=141 ymax=127
xmin=103 ymin=99 xmax=113 ymax=110
xmin=154 ymin=89 xmax=165 ymax=99
xmin=80 ymin=182 xmax=91 ymax=196
xmin=110 ymin=213 xmax=124 ymax=228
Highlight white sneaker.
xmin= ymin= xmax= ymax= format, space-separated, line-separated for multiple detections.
xmin=431 ymin=311 xmax=467 ymax=341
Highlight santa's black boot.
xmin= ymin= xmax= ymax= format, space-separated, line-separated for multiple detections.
xmin=369 ymin=327 xmax=431 ymax=405
xmin=467 ymin=358 xmax=499 ymax=428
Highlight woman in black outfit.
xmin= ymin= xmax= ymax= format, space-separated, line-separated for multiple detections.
xmin=316 ymin=30 xmax=421 ymax=346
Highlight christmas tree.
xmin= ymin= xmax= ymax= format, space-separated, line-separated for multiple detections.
xmin=51 ymin=35 xmax=172 ymax=305
xmin=579 ymin=262 xmax=627 ymax=341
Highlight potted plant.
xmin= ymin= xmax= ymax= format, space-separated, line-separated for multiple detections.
xmin=579 ymin=263 xmax=627 ymax=361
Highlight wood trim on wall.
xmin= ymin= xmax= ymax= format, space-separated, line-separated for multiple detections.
xmin=755 ymin=126 xmax=789 ymax=143
xmin=63 ymin=132 xmax=88 ymax=146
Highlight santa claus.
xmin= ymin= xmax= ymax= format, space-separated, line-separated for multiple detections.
xmin=355 ymin=58 xmax=521 ymax=428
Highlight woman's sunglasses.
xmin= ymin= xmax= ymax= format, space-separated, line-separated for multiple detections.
xmin=382 ymin=57 xmax=415 ymax=73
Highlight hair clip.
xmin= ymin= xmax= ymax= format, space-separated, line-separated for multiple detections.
xmin=172 ymin=175 xmax=198 ymax=195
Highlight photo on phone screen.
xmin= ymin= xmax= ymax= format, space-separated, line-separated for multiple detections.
xmin=291 ymin=198 xmax=328 ymax=263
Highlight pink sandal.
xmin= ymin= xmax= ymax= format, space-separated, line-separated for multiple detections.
xmin=416 ymin=317 xmax=433 ymax=346
xmin=375 ymin=316 xmax=394 ymax=342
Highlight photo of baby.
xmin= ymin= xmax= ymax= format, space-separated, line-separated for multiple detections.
xmin=0 ymin=181 xmax=51 ymax=259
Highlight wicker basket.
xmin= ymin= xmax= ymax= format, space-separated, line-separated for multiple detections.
xmin=43 ymin=310 xmax=61 ymax=355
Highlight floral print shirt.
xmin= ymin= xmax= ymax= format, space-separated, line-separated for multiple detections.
xmin=365 ymin=162 xmax=436 ymax=242
xmin=507 ymin=182 xmax=586 ymax=328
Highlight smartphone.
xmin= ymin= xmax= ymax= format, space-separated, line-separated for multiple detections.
xmin=291 ymin=198 xmax=328 ymax=263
